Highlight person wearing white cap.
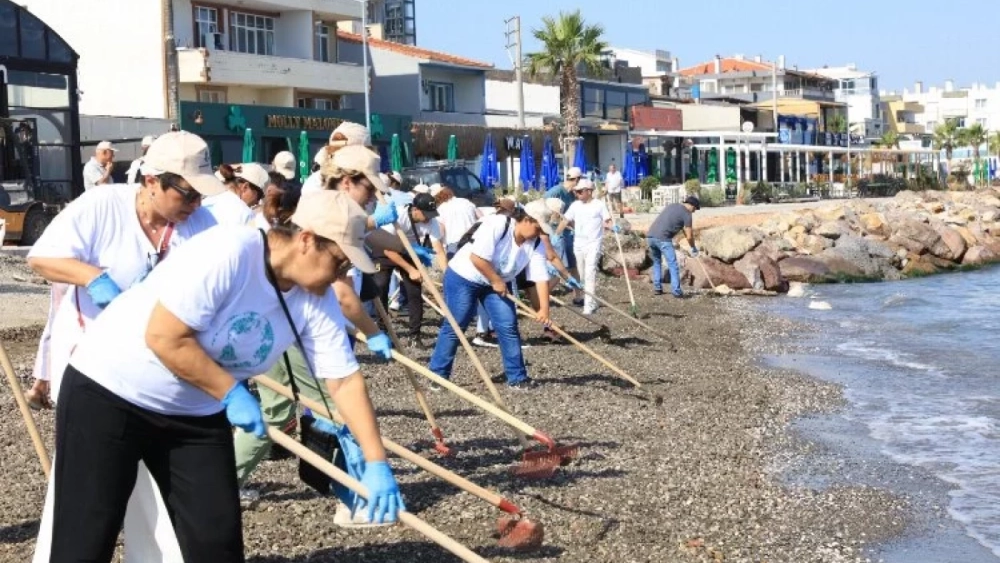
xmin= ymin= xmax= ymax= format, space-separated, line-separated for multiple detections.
xmin=27 ymin=131 xmax=224 ymax=562
xmin=200 ymin=163 xmax=265 ymax=227
xmin=126 ymin=135 xmax=156 ymax=185
xmin=544 ymin=166 xmax=583 ymax=277
xmin=302 ymin=121 xmax=373 ymax=194
xmin=555 ymin=178 xmax=614 ymax=315
xmin=83 ymin=141 xmax=117 ymax=191
xmin=44 ymin=190 xmax=404 ymax=561
xmin=271 ymin=150 xmax=297 ymax=182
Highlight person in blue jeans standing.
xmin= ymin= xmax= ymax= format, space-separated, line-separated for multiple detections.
xmin=428 ymin=205 xmax=552 ymax=389
xmin=646 ymin=196 xmax=700 ymax=297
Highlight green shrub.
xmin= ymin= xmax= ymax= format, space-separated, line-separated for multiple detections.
xmin=700 ymin=185 xmax=727 ymax=207
xmin=683 ymin=178 xmax=702 ymax=197
xmin=630 ymin=199 xmax=653 ymax=214
xmin=639 ymin=175 xmax=660 ymax=200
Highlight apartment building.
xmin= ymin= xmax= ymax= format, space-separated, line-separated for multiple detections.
xmin=808 ymin=64 xmax=883 ymax=139
xmin=337 ymin=0 xmax=416 ymax=45
xmin=897 ymin=80 xmax=1000 ymax=135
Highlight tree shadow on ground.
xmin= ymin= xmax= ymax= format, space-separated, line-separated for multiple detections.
xmin=248 ymin=540 xmax=565 ymax=562
xmin=0 ymin=519 xmax=39 ymax=544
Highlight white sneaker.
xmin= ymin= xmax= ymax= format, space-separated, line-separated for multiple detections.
xmin=239 ymin=488 xmax=260 ymax=509
xmin=333 ymin=502 xmax=394 ymax=528
xmin=389 ymin=299 xmax=401 ymax=312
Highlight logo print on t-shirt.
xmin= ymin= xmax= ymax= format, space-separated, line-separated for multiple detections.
xmin=211 ymin=312 xmax=275 ymax=370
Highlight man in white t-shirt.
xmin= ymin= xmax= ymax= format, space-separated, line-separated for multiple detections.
xmin=604 ymin=163 xmax=624 ymax=218
xmin=431 ymin=184 xmax=481 ymax=257
xmin=126 ymin=136 xmax=155 ymax=184
xmin=556 ymin=179 xmax=612 ymax=314
xmin=83 ymin=141 xmax=116 ymax=191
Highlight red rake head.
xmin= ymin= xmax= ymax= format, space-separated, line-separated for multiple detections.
xmin=509 ymin=457 xmax=558 ymax=480
xmin=496 ymin=515 xmax=545 ymax=550
xmin=430 ymin=428 xmax=453 ymax=457
xmin=524 ymin=444 xmax=580 ymax=467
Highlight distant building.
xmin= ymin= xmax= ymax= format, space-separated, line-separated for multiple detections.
xmin=892 ymin=80 xmax=1000 ymax=137
xmin=808 ymin=64 xmax=884 ymax=140
xmin=605 ymin=46 xmax=684 ymax=99
xmin=338 ymin=0 xmax=417 ymax=45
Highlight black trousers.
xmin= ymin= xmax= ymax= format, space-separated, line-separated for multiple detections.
xmin=372 ymin=262 xmax=424 ymax=335
xmin=52 ymin=365 xmax=244 ymax=563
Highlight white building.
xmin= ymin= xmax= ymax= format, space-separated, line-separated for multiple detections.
xmin=20 ymin=0 xmax=367 ymax=119
xmin=896 ymin=80 xmax=1000 ymax=134
xmin=483 ymin=70 xmax=560 ymax=129
xmin=808 ymin=64 xmax=884 ymax=139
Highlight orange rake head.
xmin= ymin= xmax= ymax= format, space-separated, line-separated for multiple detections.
xmin=430 ymin=427 xmax=453 ymax=456
xmin=496 ymin=514 xmax=545 ymax=550
xmin=510 ymin=442 xmax=581 ymax=479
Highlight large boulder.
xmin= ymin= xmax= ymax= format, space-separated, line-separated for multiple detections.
xmin=682 ymin=256 xmax=752 ymax=290
xmin=891 ymin=218 xmax=944 ymax=255
xmin=779 ymin=256 xmax=832 ymax=283
xmin=931 ymin=225 xmax=967 ymax=262
xmin=901 ymin=254 xmax=939 ymax=277
xmin=815 ymin=221 xmax=850 ymax=240
xmin=698 ymin=226 xmax=764 ymax=263
xmin=921 ymin=201 xmax=946 ymax=214
xmin=794 ymin=212 xmax=819 ymax=232
xmin=815 ymin=250 xmax=867 ymax=279
xmin=755 ymin=239 xmax=792 ymax=263
xmin=734 ymin=250 xmax=788 ymax=292
xmin=821 ymin=235 xmax=898 ymax=280
xmin=963 ymin=245 xmax=1000 ymax=266
xmin=796 ymin=234 xmax=834 ymax=255
xmin=860 ymin=212 xmax=890 ymax=237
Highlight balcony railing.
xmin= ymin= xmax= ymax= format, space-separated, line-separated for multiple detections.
xmin=178 ymin=48 xmax=365 ymax=94
xmin=781 ymin=88 xmax=836 ymax=101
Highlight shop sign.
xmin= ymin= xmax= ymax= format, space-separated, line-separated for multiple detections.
xmin=265 ymin=114 xmax=346 ymax=131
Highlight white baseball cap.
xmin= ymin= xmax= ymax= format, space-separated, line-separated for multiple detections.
xmin=313 ymin=147 xmax=329 ymax=166
xmin=379 ymin=172 xmax=390 ymax=185
xmin=96 ymin=141 xmax=117 ymax=152
xmin=140 ymin=131 xmax=225 ymax=196
xmin=141 ymin=136 xmax=156 ymax=148
xmin=412 ymin=183 xmax=430 ymax=194
xmin=429 ymin=183 xmax=443 ymax=197
xmin=291 ymin=191 xmax=376 ymax=273
xmin=524 ymin=200 xmax=555 ymax=235
xmin=544 ymin=197 xmax=565 ymax=215
xmin=330 ymin=145 xmax=389 ymax=194
xmin=272 ymin=151 xmax=296 ymax=180
xmin=236 ymin=163 xmax=270 ymax=191
xmin=566 ymin=166 xmax=582 ymax=180
xmin=389 ymin=171 xmax=403 ymax=185
xmin=573 ymin=178 xmax=594 ymax=191
xmin=330 ymin=121 xmax=371 ymax=147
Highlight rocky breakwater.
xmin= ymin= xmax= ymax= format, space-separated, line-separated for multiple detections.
xmin=609 ymin=188 xmax=1000 ymax=294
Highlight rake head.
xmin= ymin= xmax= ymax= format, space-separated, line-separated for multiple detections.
xmin=496 ymin=515 xmax=545 ymax=550
xmin=430 ymin=427 xmax=453 ymax=457
xmin=597 ymin=325 xmax=614 ymax=344
xmin=629 ymin=304 xmax=640 ymax=319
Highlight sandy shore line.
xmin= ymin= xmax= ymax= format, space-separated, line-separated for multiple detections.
xmin=0 ymin=256 xmax=910 ymax=562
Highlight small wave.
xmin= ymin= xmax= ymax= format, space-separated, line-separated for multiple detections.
xmin=836 ymin=341 xmax=941 ymax=373
xmin=882 ymin=293 xmax=933 ymax=309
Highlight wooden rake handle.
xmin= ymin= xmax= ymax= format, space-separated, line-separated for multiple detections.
xmin=352 ymin=333 xmax=555 ymax=449
xmin=266 ymin=427 xmax=490 ymax=563
xmin=254 ymin=375 xmax=519 ymax=515
xmin=559 ymin=274 xmax=672 ymax=341
xmin=0 ymin=341 xmax=51 ymax=479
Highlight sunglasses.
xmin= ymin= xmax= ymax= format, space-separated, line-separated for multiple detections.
xmin=164 ymin=179 xmax=203 ymax=204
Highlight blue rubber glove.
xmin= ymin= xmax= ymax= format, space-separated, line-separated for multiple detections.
xmin=611 ymin=224 xmax=622 ymax=234
xmin=86 ymin=271 xmax=122 ymax=309
xmin=221 ymin=382 xmax=265 ymax=438
xmin=372 ymin=202 xmax=399 ymax=228
xmin=357 ymin=460 xmax=405 ymax=524
xmin=366 ymin=331 xmax=392 ymax=361
xmin=564 ymin=277 xmax=583 ymax=290
xmin=690 ymin=246 xmax=700 ymax=257
xmin=411 ymin=245 xmax=435 ymax=267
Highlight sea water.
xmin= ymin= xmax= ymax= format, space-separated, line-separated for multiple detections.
xmin=765 ymin=265 xmax=1000 ymax=559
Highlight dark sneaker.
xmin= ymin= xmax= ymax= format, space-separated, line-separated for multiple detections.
xmin=508 ymin=378 xmax=539 ymax=390
xmin=542 ymin=327 xmax=563 ymax=343
xmin=672 ymin=291 xmax=685 ymax=298
xmin=407 ymin=333 xmax=427 ymax=350
xmin=572 ymin=298 xmax=585 ymax=307
xmin=472 ymin=332 xmax=499 ymax=348
xmin=653 ymin=289 xmax=664 ymax=296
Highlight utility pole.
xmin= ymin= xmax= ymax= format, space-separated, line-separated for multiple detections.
xmin=362 ymin=0 xmax=371 ymax=130
xmin=504 ymin=16 xmax=525 ymax=196
xmin=163 ymin=0 xmax=180 ymax=126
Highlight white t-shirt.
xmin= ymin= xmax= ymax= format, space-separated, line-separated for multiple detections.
xmin=27 ymin=184 xmax=218 ymax=396
xmin=70 ymin=226 xmax=359 ymax=416
xmin=125 ymin=158 xmax=143 ymax=184
xmin=382 ymin=205 xmax=442 ymax=246
xmin=302 ymin=171 xmax=323 ymax=194
xmin=202 ymin=190 xmax=254 ymax=227
xmin=449 ymin=214 xmax=549 ymax=286
xmin=83 ymin=157 xmax=108 ymax=191
xmin=564 ymin=199 xmax=610 ymax=249
xmin=437 ymin=197 xmax=479 ymax=249
xmin=605 ymin=171 xmax=623 ymax=194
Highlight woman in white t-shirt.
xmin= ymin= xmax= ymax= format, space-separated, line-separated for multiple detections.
xmin=48 ymin=191 xmax=404 ymax=561
xmin=27 ymin=132 xmax=222 ymax=563
xmin=556 ymin=179 xmax=614 ymax=315
xmin=427 ymin=204 xmax=551 ymax=389
xmin=432 ymin=184 xmax=482 ymax=258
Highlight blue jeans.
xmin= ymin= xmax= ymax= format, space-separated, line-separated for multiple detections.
xmin=428 ymin=269 xmax=528 ymax=384
xmin=551 ymin=230 xmax=575 ymax=270
xmin=647 ymin=237 xmax=682 ymax=296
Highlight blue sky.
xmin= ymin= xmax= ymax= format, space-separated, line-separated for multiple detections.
xmin=416 ymin=0 xmax=1000 ymax=92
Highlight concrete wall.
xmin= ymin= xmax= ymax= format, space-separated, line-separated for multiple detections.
xmin=678 ymin=104 xmax=740 ymax=131
xmin=419 ymin=66 xmax=484 ymax=114
xmin=485 ymin=79 xmax=560 ymax=119
xmin=274 ymin=10 xmax=313 ymax=59
xmin=361 ymin=47 xmax=420 ymax=116
xmin=20 ymin=0 xmax=167 ymax=118
xmin=597 ymin=134 xmax=626 ymax=171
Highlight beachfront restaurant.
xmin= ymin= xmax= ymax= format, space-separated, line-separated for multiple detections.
xmin=178 ymin=101 xmax=413 ymax=166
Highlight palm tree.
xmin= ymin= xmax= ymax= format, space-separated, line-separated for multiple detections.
xmin=879 ymin=130 xmax=900 ymax=149
xmin=827 ymin=114 xmax=847 ymax=134
xmin=525 ymin=10 xmax=608 ymax=161
xmin=989 ymin=131 xmax=1000 ymax=160
xmin=961 ymin=123 xmax=987 ymax=186
xmin=933 ymin=119 xmax=962 ymax=175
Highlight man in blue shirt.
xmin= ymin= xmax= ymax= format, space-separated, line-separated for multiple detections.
xmin=545 ymin=166 xmax=582 ymax=287
xmin=646 ymin=196 xmax=700 ymax=297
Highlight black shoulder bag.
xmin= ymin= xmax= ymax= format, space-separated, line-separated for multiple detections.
xmin=259 ymin=229 xmax=346 ymax=495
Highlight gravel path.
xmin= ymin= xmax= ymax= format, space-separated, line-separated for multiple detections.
xmin=0 ymin=260 xmax=908 ymax=562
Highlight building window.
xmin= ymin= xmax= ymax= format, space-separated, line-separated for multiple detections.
xmin=426 ymin=81 xmax=454 ymax=112
xmin=977 ymin=117 xmax=988 ymax=127
xmin=926 ymin=121 xmax=937 ymax=131
xmin=314 ymin=24 xmax=330 ymax=62
xmin=975 ymin=98 xmax=987 ymax=109
xmin=198 ymin=88 xmax=226 ymax=103
xmin=229 ymin=12 xmax=274 ymax=56
xmin=194 ymin=7 xmax=221 ymax=49
xmin=298 ymin=96 xmax=336 ymax=110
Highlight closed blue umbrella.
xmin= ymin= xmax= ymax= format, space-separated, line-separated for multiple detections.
xmin=573 ymin=138 xmax=587 ymax=175
xmin=519 ymin=136 xmax=537 ymax=190
xmin=623 ymin=145 xmax=638 ymax=186
xmin=480 ymin=134 xmax=499 ymax=187
xmin=637 ymin=143 xmax=649 ymax=181
xmin=541 ymin=136 xmax=560 ymax=188
xmin=378 ymin=144 xmax=390 ymax=173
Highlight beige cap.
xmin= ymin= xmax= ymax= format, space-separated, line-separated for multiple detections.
xmin=331 ymin=145 xmax=388 ymax=194
xmin=544 ymin=197 xmax=565 ymax=215
xmin=96 ymin=141 xmax=117 ymax=152
xmin=330 ymin=121 xmax=371 ymax=147
xmin=524 ymin=200 xmax=555 ymax=235
xmin=389 ymin=171 xmax=403 ymax=185
xmin=429 ymin=183 xmax=443 ymax=197
xmin=140 ymin=131 xmax=225 ymax=196
xmin=272 ymin=151 xmax=296 ymax=180
xmin=290 ymin=191 xmax=376 ymax=273
xmin=573 ymin=178 xmax=594 ymax=191
xmin=236 ymin=163 xmax=270 ymax=190
xmin=313 ymin=147 xmax=328 ymax=166
xmin=378 ymin=172 xmax=390 ymax=185
xmin=566 ymin=166 xmax=582 ymax=180
xmin=412 ymin=184 xmax=430 ymax=194
xmin=141 ymin=135 xmax=156 ymax=147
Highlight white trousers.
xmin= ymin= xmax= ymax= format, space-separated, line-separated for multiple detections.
xmin=573 ymin=242 xmax=602 ymax=313
xmin=33 ymin=459 xmax=183 ymax=562
xmin=31 ymin=283 xmax=70 ymax=383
